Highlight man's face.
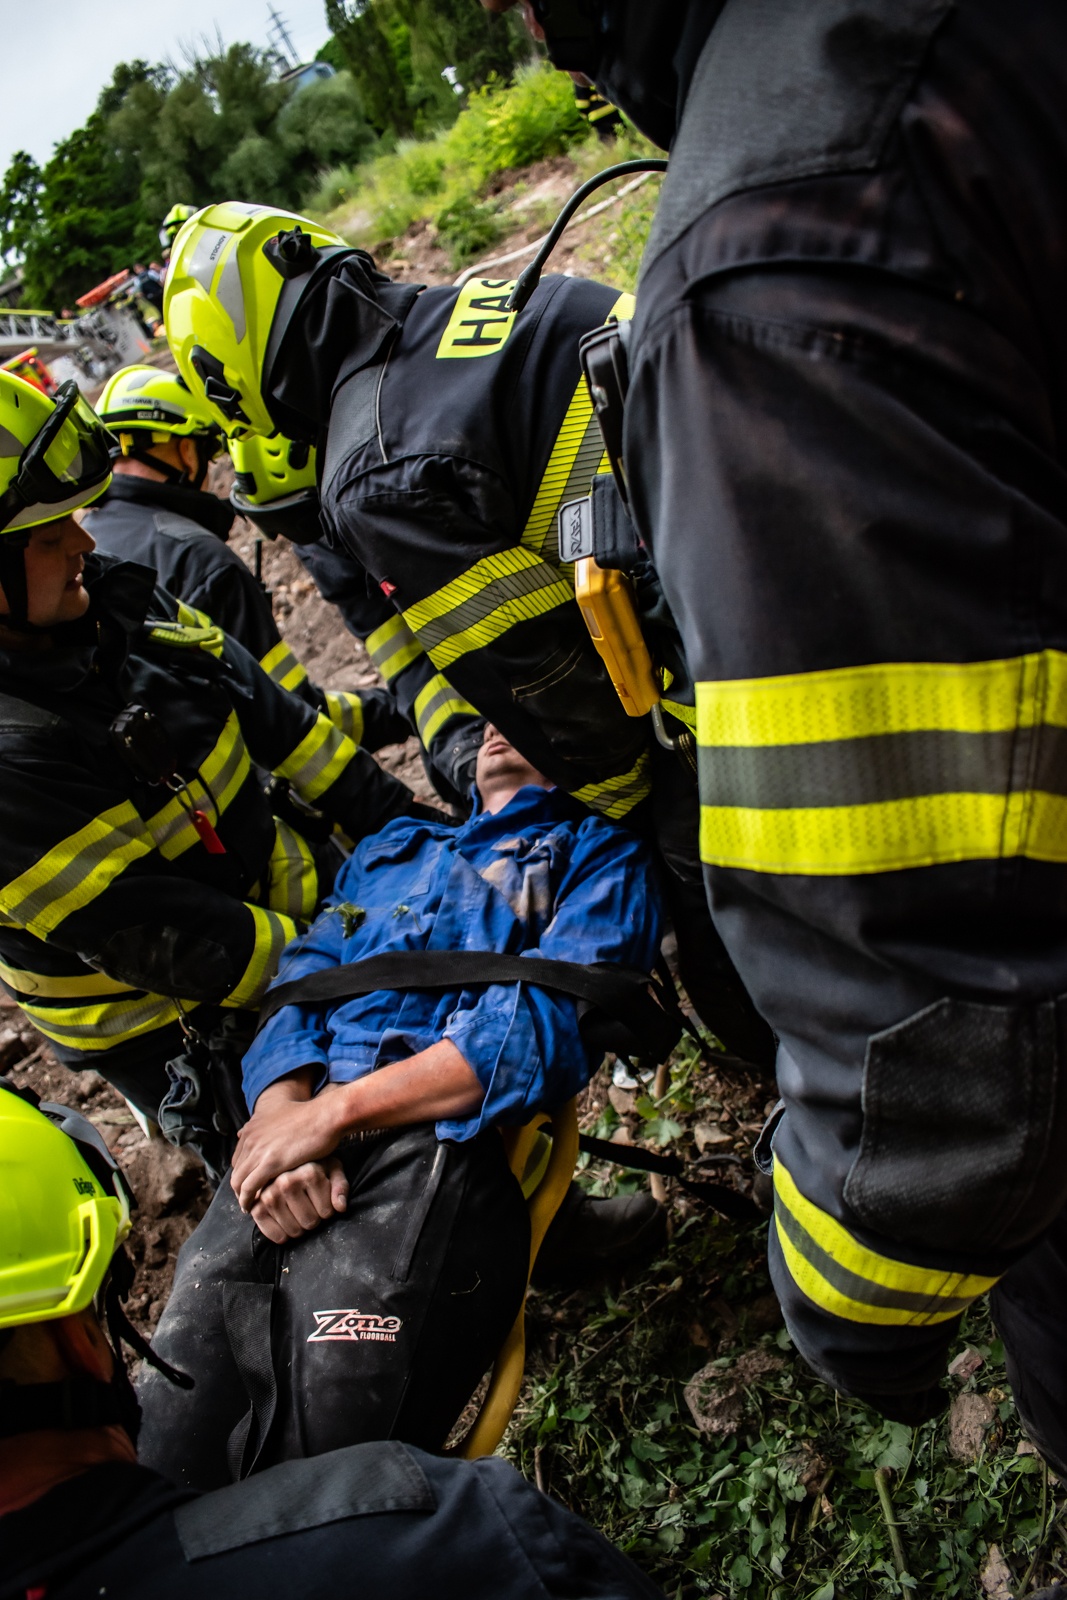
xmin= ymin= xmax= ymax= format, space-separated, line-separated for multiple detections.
xmin=0 ymin=516 xmax=95 ymax=628
xmin=475 ymin=723 xmax=551 ymax=808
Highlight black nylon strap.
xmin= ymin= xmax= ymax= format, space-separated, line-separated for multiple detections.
xmin=578 ymin=1133 xmax=760 ymax=1221
xmin=256 ymin=951 xmax=680 ymax=1060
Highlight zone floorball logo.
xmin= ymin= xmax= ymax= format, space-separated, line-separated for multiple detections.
xmin=308 ymin=1309 xmax=403 ymax=1344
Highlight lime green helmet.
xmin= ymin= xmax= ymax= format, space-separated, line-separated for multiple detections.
xmin=96 ymin=364 xmax=224 ymax=483
xmin=0 ymin=1087 xmax=131 ymax=1330
xmin=229 ymin=433 xmax=321 ymax=544
xmin=160 ymin=201 xmax=197 ymax=255
xmin=0 ymin=372 xmax=113 ymax=623
xmin=0 ymin=372 xmax=113 ymax=536
xmin=164 ymin=202 xmax=353 ymax=441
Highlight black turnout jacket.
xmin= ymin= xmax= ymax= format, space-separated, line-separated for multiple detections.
xmin=0 ymin=555 xmax=417 ymax=1101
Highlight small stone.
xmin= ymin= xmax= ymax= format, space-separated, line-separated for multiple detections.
xmin=694 ymin=1121 xmax=731 ymax=1151
xmin=0 ymin=1026 xmax=29 ymax=1073
xmin=608 ymin=1085 xmax=635 ymax=1116
xmin=979 ymin=1542 xmax=1014 ymax=1599
xmin=948 ymin=1392 xmax=997 ymax=1462
xmin=948 ymin=1345 xmax=984 ymax=1382
xmin=684 ymin=1348 xmax=785 ymax=1437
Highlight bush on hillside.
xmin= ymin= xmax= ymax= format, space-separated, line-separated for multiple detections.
xmin=309 ymin=62 xmax=588 ymax=263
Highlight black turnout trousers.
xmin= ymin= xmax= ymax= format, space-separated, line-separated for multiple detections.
xmin=622 ymin=0 xmax=1067 ymax=1445
xmin=137 ymin=1124 xmax=529 ymax=1489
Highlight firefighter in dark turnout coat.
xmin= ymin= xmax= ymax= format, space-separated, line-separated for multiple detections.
xmin=164 ymin=207 xmax=649 ymax=825
xmin=509 ymin=0 xmax=1067 ymax=1464
xmin=165 ymin=205 xmax=777 ymax=1063
xmin=87 ymin=365 xmax=407 ymax=752
xmin=0 ymin=372 xmax=421 ymax=1123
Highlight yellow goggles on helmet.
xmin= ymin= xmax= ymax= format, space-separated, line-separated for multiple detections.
xmin=0 ymin=379 xmax=113 ymax=537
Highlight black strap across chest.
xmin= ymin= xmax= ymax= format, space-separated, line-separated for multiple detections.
xmin=256 ymin=949 xmax=681 ymax=1061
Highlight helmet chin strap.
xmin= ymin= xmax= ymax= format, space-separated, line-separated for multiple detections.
xmin=114 ymin=434 xmax=212 ymax=492
xmin=0 ymin=1254 xmax=192 ymax=1446
xmin=0 ymin=536 xmax=32 ymax=631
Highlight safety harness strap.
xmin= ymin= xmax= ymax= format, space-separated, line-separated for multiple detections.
xmin=256 ymin=950 xmax=681 ymax=1061
xmin=577 ymin=1132 xmax=760 ymax=1220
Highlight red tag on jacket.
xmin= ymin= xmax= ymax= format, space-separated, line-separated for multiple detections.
xmin=190 ymin=809 xmax=227 ymax=854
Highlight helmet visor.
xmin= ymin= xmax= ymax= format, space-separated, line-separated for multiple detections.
xmin=0 ymin=381 xmax=113 ymax=536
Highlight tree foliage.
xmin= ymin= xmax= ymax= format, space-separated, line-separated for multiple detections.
xmin=0 ymin=4 xmax=530 ymax=308
xmin=324 ymin=0 xmax=526 ymax=139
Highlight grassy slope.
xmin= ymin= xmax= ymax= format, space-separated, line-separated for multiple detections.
xmin=311 ymin=70 xmax=1063 ymax=1599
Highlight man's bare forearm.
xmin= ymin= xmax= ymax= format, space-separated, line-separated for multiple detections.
xmin=321 ymin=1040 xmax=483 ymax=1135
xmin=232 ymin=1040 xmax=483 ymax=1210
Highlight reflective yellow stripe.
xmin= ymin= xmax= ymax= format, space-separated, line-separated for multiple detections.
xmin=276 ymin=716 xmax=357 ymax=802
xmin=324 ymin=690 xmax=365 ymax=746
xmin=572 ymin=749 xmax=651 ymax=820
xmin=225 ymin=905 xmax=299 ymax=1009
xmin=145 ymin=712 xmax=250 ymax=860
xmin=366 ymin=613 xmax=423 ymax=684
xmin=773 ymin=1158 xmax=997 ymax=1326
xmin=148 ymin=622 xmax=225 ymax=659
xmin=0 ymin=959 xmax=134 ymax=1000
xmin=266 ymin=819 xmax=319 ymax=922
xmin=20 ymin=992 xmax=194 ymax=1051
xmin=413 ymin=673 xmax=477 ymax=747
xmin=260 ymin=639 xmax=309 ymax=693
xmin=698 ymin=656 xmax=1063 ymax=747
xmin=697 ymin=653 xmax=1067 ymax=875
xmin=176 ymin=600 xmax=214 ymax=630
xmin=660 ymin=697 xmax=696 ymax=731
xmin=0 ymin=803 xmax=153 ymax=939
xmin=521 ymin=291 xmax=633 ymax=561
xmin=403 ymin=546 xmax=573 ymax=672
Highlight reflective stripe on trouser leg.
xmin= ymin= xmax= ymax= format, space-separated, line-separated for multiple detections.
xmin=697 ymin=653 xmax=1067 ymax=875
xmin=772 ymin=1156 xmax=998 ymax=1327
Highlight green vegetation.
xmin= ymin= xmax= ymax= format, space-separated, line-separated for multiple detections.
xmin=0 ymin=0 xmax=533 ymax=307
xmin=309 ymin=63 xmax=588 ymax=264
xmin=325 ymin=0 xmax=528 ymax=139
xmin=504 ymin=1038 xmax=1066 ymax=1598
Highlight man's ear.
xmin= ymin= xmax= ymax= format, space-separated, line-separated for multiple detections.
xmin=52 ymin=1308 xmax=114 ymax=1385
xmin=178 ymin=437 xmax=201 ymax=478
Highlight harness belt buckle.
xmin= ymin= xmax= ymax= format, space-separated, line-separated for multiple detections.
xmin=557 ymin=493 xmax=595 ymax=563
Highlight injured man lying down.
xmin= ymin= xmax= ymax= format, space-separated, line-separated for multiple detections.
xmin=138 ymin=725 xmax=664 ymax=1488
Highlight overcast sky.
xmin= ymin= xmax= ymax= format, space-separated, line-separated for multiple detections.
xmin=2 ymin=0 xmax=331 ymax=173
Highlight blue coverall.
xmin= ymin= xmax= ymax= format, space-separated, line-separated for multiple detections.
xmin=242 ymin=782 xmax=665 ymax=1135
